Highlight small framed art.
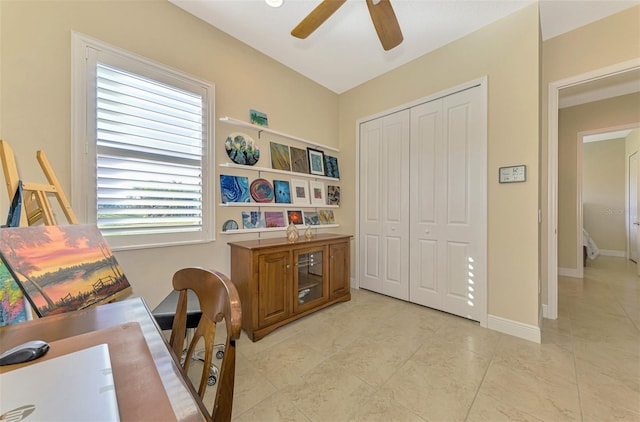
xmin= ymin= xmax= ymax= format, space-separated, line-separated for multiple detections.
xmin=249 ymin=109 xmax=268 ymax=127
xmin=287 ymin=210 xmax=304 ymax=225
xmin=307 ymin=148 xmax=325 ymax=176
xmin=242 ymin=211 xmax=264 ymax=229
xmin=273 ymin=180 xmax=291 ymax=203
xmin=291 ymin=179 xmax=309 ymax=205
xmin=220 ymin=175 xmax=250 ymax=203
xmin=264 ymin=211 xmax=286 ymax=228
xmin=303 ymin=211 xmax=320 ymax=226
xmin=270 ymin=142 xmax=291 ymax=171
xmin=318 ymin=209 xmax=335 ymax=224
xmin=327 ymin=185 xmax=340 ymax=205
xmin=324 ymin=155 xmax=340 ymax=179
xmin=309 ymin=181 xmax=325 ymax=205
xmin=290 ymin=147 xmax=310 ymax=174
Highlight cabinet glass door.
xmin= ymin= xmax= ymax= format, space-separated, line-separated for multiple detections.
xmin=294 ymin=248 xmax=327 ymax=311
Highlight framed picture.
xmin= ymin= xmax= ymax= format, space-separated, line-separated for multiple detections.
xmin=309 ymin=181 xmax=325 ymax=205
xmin=318 ymin=209 xmax=335 ymax=224
xmin=327 ymin=185 xmax=340 ymax=205
xmin=287 ymin=210 xmax=304 ymax=226
xmin=291 ymin=179 xmax=309 ymax=205
xmin=249 ymin=109 xmax=268 ymax=127
xmin=220 ymin=175 xmax=250 ymax=203
xmin=241 ymin=211 xmax=264 ymax=229
xmin=303 ymin=211 xmax=320 ymax=226
xmin=307 ymin=148 xmax=325 ymax=176
xmin=264 ymin=211 xmax=286 ymax=228
xmin=0 ymin=224 xmax=131 ymax=317
xmin=324 ymin=155 xmax=340 ymax=179
xmin=290 ymin=147 xmax=310 ymax=174
xmin=270 ymin=142 xmax=291 ymax=171
xmin=273 ymin=180 xmax=291 ymax=203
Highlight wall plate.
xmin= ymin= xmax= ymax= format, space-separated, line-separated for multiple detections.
xmin=499 ymin=165 xmax=526 ymax=183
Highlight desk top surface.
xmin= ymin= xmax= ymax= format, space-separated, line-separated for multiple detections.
xmin=0 ymin=297 xmax=207 ymax=422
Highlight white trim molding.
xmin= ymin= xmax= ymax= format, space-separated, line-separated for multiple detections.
xmin=488 ymin=314 xmax=541 ymax=343
xmin=599 ymin=249 xmax=626 ymax=258
xmin=558 ymin=267 xmax=582 ymax=278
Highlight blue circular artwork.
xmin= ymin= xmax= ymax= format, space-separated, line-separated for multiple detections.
xmin=225 ymin=133 xmax=260 ymax=166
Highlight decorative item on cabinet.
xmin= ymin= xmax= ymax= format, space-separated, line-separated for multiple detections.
xmin=304 ymin=225 xmax=314 ymax=240
xmin=286 ymin=222 xmax=299 ymax=242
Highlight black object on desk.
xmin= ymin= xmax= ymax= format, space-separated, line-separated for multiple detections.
xmin=152 ymin=290 xmax=202 ymax=331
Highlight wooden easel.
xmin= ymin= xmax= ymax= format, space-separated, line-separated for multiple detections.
xmin=0 ymin=140 xmax=78 ymax=227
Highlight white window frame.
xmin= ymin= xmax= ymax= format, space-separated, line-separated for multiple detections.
xmin=71 ymin=32 xmax=215 ymax=250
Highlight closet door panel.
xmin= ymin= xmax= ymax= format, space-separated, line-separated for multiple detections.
xmin=359 ymin=119 xmax=383 ymax=292
xmin=410 ymin=100 xmax=443 ymax=307
xmin=441 ymin=87 xmax=483 ymax=321
xmin=380 ymin=110 xmax=410 ymax=300
xmin=446 ymin=104 xmax=471 ymax=225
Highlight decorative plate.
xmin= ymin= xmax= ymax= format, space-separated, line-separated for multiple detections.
xmin=225 ymin=132 xmax=260 ymax=166
xmin=222 ymin=219 xmax=239 ymax=232
xmin=250 ymin=178 xmax=274 ymax=203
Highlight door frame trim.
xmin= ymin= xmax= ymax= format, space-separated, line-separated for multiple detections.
xmin=546 ymin=58 xmax=640 ymax=320
xmin=355 ymin=76 xmax=488 ymax=328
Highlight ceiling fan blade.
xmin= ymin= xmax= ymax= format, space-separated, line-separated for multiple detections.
xmin=366 ymin=0 xmax=403 ymax=51
xmin=291 ymin=0 xmax=347 ymax=39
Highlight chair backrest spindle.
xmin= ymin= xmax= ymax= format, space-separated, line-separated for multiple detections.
xmin=169 ymin=268 xmax=242 ymax=422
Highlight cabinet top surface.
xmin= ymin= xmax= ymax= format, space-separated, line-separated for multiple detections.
xmin=228 ymin=233 xmax=352 ymax=250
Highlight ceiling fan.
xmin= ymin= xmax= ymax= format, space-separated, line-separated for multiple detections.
xmin=291 ymin=0 xmax=403 ymax=51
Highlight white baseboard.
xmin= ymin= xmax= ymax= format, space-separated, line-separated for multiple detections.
xmin=558 ymin=267 xmax=582 ymax=278
xmin=488 ymin=314 xmax=541 ymax=343
xmin=599 ymin=249 xmax=626 ymax=258
xmin=350 ymin=277 xmax=357 ymax=289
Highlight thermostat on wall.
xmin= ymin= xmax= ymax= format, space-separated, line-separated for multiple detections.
xmin=499 ymin=165 xmax=526 ymax=183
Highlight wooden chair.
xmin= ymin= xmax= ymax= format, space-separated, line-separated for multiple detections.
xmin=169 ymin=268 xmax=242 ymax=422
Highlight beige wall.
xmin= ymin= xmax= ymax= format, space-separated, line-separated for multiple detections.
xmin=541 ymin=5 xmax=640 ymax=302
xmin=0 ymin=0 xmax=340 ymax=308
xmin=557 ymin=93 xmax=640 ymax=269
xmin=2 ymin=0 xmax=637 ymax=330
xmin=582 ymin=139 xmax=626 ymax=253
xmin=340 ymin=4 xmax=541 ymax=326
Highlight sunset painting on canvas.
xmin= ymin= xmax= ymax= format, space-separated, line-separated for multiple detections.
xmin=0 ymin=224 xmax=130 ymax=317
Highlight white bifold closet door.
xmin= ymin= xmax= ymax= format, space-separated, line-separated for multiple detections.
xmin=359 ymin=109 xmax=411 ymax=300
xmin=359 ymin=85 xmax=484 ymax=322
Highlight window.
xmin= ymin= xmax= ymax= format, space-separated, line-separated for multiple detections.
xmin=72 ymin=33 xmax=214 ymax=250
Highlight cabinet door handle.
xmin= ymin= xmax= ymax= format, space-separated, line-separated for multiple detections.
xmin=286 ymin=264 xmax=291 ymax=269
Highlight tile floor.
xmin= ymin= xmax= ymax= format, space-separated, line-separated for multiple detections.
xmin=205 ymin=256 xmax=639 ymax=421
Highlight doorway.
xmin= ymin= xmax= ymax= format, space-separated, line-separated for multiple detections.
xmin=547 ymin=59 xmax=640 ymax=319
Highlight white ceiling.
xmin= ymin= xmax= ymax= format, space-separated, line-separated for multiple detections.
xmin=170 ymin=0 xmax=639 ymax=94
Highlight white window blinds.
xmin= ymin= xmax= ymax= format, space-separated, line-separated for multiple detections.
xmin=72 ymin=33 xmax=214 ymax=250
xmin=96 ymin=64 xmax=204 ymax=236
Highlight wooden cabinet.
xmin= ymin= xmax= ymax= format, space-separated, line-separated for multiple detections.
xmin=229 ymin=234 xmax=351 ymax=341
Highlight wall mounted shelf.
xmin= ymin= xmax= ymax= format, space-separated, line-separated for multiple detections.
xmin=219 ymin=116 xmax=340 ymax=153
xmin=221 ymin=224 xmax=339 ymax=235
xmin=220 ymin=202 xmax=338 ymax=209
xmin=219 ymin=163 xmax=339 ymax=182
